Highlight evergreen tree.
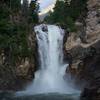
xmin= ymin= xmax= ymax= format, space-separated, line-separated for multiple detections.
xmin=29 ymin=0 xmax=39 ymax=24
xmin=22 ymin=0 xmax=29 ymax=17
xmin=69 ymin=0 xmax=87 ymax=20
xmin=10 ymin=0 xmax=21 ymax=12
xmin=53 ymin=0 xmax=65 ymax=23
xmin=44 ymin=0 xmax=87 ymax=32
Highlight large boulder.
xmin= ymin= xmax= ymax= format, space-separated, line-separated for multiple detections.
xmin=16 ymin=57 xmax=35 ymax=78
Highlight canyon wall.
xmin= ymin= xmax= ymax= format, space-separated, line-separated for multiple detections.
xmin=0 ymin=10 xmax=38 ymax=90
xmin=0 ymin=30 xmax=37 ymax=91
xmin=64 ymin=0 xmax=100 ymax=99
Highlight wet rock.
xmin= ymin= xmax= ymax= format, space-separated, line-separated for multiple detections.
xmin=42 ymin=24 xmax=48 ymax=32
xmin=80 ymin=87 xmax=100 ymax=100
xmin=79 ymin=53 xmax=100 ymax=100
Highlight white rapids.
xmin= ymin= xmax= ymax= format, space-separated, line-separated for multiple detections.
xmin=16 ymin=24 xmax=80 ymax=95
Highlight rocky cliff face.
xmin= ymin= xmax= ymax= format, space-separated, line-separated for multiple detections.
xmin=64 ymin=0 xmax=100 ymax=99
xmin=65 ymin=0 xmax=100 ymax=49
xmin=0 ymin=30 xmax=37 ymax=91
xmin=65 ymin=0 xmax=100 ymax=68
xmin=0 ymin=8 xmax=38 ymax=90
xmin=86 ymin=0 xmax=100 ymax=43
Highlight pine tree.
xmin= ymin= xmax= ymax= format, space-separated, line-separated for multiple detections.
xmin=22 ymin=0 xmax=29 ymax=17
xmin=10 ymin=0 xmax=21 ymax=12
xmin=29 ymin=0 xmax=39 ymax=24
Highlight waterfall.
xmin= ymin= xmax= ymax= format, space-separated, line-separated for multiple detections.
xmin=16 ymin=24 xmax=79 ymax=95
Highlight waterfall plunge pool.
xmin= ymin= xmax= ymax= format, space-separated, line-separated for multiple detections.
xmin=0 ymin=92 xmax=80 ymax=100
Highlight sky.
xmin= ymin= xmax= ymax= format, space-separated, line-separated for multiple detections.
xmin=21 ymin=0 xmax=56 ymax=15
xmin=38 ymin=0 xmax=56 ymax=11
xmin=30 ymin=0 xmax=56 ymax=15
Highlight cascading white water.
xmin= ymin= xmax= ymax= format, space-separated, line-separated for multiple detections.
xmin=16 ymin=24 xmax=79 ymax=96
xmin=22 ymin=24 xmax=78 ymax=94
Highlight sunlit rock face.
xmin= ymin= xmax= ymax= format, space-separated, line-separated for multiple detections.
xmin=63 ymin=1 xmax=100 ymax=99
xmin=86 ymin=0 xmax=100 ymax=43
xmin=64 ymin=0 xmax=100 ymax=51
xmin=16 ymin=57 xmax=35 ymax=78
xmin=64 ymin=0 xmax=100 ymax=72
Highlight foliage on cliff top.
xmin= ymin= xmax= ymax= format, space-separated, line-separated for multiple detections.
xmin=44 ymin=0 xmax=88 ymax=32
xmin=0 ymin=0 xmax=39 ymax=59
